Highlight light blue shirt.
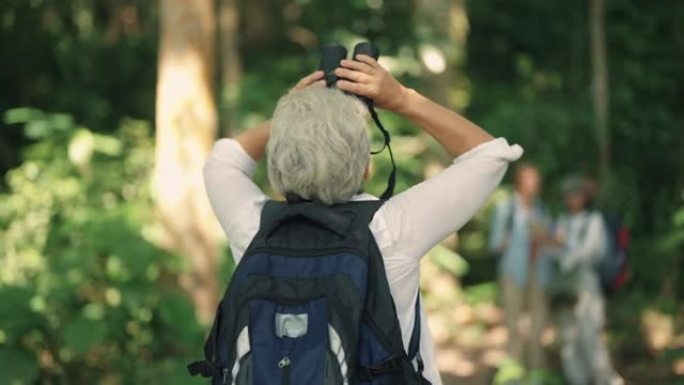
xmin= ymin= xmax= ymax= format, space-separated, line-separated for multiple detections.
xmin=489 ymin=194 xmax=553 ymax=288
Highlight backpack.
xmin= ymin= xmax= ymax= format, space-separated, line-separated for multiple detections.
xmin=596 ymin=211 xmax=630 ymax=295
xmin=187 ymin=200 xmax=431 ymax=385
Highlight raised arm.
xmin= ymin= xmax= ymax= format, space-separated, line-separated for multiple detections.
xmin=234 ymin=120 xmax=270 ymax=161
xmin=336 ymin=55 xmax=522 ymax=260
xmin=336 ymin=55 xmax=493 ymax=157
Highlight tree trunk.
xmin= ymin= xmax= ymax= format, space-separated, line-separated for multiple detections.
xmin=590 ymin=0 xmax=610 ymax=179
xmin=416 ymin=0 xmax=469 ymax=111
xmin=218 ymin=0 xmax=241 ymax=136
xmin=155 ymin=0 xmax=220 ymax=323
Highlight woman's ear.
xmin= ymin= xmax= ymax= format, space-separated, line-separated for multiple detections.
xmin=363 ymin=163 xmax=370 ymax=180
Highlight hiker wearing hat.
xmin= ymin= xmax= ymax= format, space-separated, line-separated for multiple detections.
xmin=552 ymin=175 xmax=623 ymax=385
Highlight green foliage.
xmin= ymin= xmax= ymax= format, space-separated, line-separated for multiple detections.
xmin=0 ymin=0 xmax=157 ymax=132
xmin=463 ymin=282 xmax=498 ymax=306
xmin=0 ymin=0 xmax=683 ymax=383
xmin=0 ymin=112 xmax=204 ymax=384
xmin=427 ymin=245 xmax=469 ymax=278
xmin=494 ymin=358 xmax=565 ymax=385
xmin=466 ymin=0 xmax=684 ymax=233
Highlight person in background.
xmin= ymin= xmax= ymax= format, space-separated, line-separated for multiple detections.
xmin=554 ymin=175 xmax=623 ymax=385
xmin=489 ymin=163 xmax=553 ymax=382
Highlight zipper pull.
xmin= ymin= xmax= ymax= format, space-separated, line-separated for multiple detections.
xmin=222 ymin=367 xmax=229 ymax=384
xmin=277 ymin=357 xmax=291 ymax=368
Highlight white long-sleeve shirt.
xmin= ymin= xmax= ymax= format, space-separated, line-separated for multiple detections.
xmin=203 ymin=137 xmax=523 ymax=384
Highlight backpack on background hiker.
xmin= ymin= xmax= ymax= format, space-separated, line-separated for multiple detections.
xmin=187 ymin=200 xmax=431 ymax=385
xmin=596 ymin=210 xmax=630 ymax=295
xmin=549 ymin=210 xmax=630 ymax=307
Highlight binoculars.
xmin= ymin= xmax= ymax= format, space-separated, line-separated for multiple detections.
xmin=318 ymin=42 xmax=380 ymax=105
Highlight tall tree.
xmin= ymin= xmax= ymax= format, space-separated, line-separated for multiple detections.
xmin=590 ymin=0 xmax=610 ymax=179
xmin=218 ymin=0 xmax=241 ymax=136
xmin=154 ymin=0 xmax=220 ymax=322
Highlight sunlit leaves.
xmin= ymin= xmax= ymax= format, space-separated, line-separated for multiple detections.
xmin=4 ymin=109 xmax=75 ymax=140
xmin=0 ymin=112 xmax=204 ymax=383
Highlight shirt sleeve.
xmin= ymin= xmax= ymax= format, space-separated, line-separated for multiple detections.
xmin=203 ymin=138 xmax=268 ymax=261
xmin=376 ymin=138 xmax=523 ymax=263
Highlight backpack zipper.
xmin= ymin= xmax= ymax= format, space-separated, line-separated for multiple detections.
xmin=278 ymin=356 xmax=291 ymax=385
xmin=222 ymin=367 xmax=229 ymax=384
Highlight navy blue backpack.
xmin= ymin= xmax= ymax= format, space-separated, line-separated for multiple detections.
xmin=187 ymin=199 xmax=431 ymax=385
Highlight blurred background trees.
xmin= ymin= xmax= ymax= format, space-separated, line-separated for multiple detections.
xmin=154 ymin=0 xmax=220 ymax=323
xmin=0 ymin=0 xmax=682 ymax=384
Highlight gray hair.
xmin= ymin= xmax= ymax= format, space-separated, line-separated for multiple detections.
xmin=267 ymin=86 xmax=370 ymax=205
xmin=561 ymin=174 xmax=588 ymax=195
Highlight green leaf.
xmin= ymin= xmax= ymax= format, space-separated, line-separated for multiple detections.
xmin=62 ymin=316 xmax=108 ymax=355
xmin=157 ymin=294 xmax=200 ymax=347
xmin=493 ymin=357 xmax=525 ymax=385
xmin=673 ymin=207 xmax=684 ymax=227
xmin=3 ymin=108 xmax=45 ymax=124
xmin=24 ymin=119 xmax=51 ymax=139
xmin=93 ymin=133 xmax=123 ymax=156
xmin=0 ymin=287 xmax=39 ymax=338
xmin=154 ymin=359 xmax=203 ymax=385
xmin=427 ymin=244 xmax=469 ymax=277
xmin=0 ymin=348 xmax=39 ymax=384
xmin=49 ymin=113 xmax=75 ymax=132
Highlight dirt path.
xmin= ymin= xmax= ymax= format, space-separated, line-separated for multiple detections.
xmin=422 ymin=261 xmax=680 ymax=385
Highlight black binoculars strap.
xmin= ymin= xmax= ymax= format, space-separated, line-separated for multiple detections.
xmin=368 ymin=105 xmax=396 ymax=200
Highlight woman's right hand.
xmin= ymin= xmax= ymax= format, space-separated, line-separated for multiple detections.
xmin=334 ymin=55 xmax=410 ymax=113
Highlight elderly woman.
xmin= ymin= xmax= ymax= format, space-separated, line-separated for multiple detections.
xmin=203 ymin=54 xmax=522 ymax=385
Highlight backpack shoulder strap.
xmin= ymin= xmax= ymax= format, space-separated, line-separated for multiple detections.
xmin=339 ymin=199 xmax=385 ymax=225
xmin=347 ymin=199 xmax=432 ymax=384
xmin=407 ymin=292 xmax=425 ymax=376
xmin=504 ymin=196 xmax=517 ymax=235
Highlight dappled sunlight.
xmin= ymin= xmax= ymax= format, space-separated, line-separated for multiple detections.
xmin=423 ymin=256 xmax=512 ymax=382
xmin=473 ymin=302 xmax=503 ymax=325
xmin=674 ymin=359 xmax=684 ymax=376
xmin=420 ymin=44 xmax=447 ymax=74
xmin=641 ymin=308 xmax=675 ymax=353
xmin=485 ymin=325 xmax=508 ymax=348
xmin=437 ymin=346 xmax=477 ymax=377
xmin=480 ymin=347 xmax=507 ymax=367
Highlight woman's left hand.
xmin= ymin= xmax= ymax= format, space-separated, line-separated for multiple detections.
xmin=292 ymin=70 xmax=326 ymax=92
